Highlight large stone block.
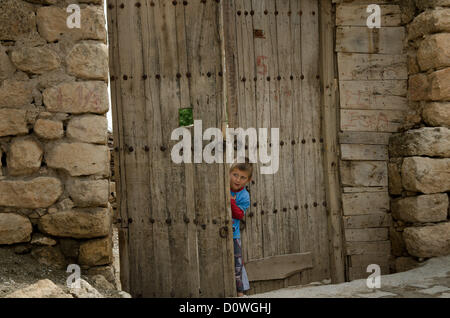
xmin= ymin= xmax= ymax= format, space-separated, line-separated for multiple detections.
xmin=43 ymin=81 xmax=109 ymax=114
xmin=422 ymin=102 xmax=450 ymax=127
xmin=78 ymin=237 xmax=112 ymax=266
xmin=402 ymin=157 xmax=450 ymax=194
xmin=0 ymin=44 xmax=16 ymax=80
xmin=0 ymin=177 xmax=63 ymax=208
xmin=7 ymin=137 xmax=43 ymax=176
xmin=0 ymin=108 xmax=28 ymax=137
xmin=415 ymin=0 xmax=450 ymax=10
xmin=67 ymin=178 xmax=109 ymax=207
xmin=5 ymin=279 xmax=72 ymax=298
xmin=67 ymin=115 xmax=108 ymax=144
xmin=408 ymin=9 xmax=450 ymax=40
xmin=429 ymin=67 xmax=450 ymax=101
xmin=66 ymin=42 xmax=108 ymax=81
xmin=0 ymin=213 xmax=32 ymax=245
xmin=408 ymin=73 xmax=429 ymax=101
xmin=36 ymin=6 xmax=106 ymax=43
xmin=391 ymin=194 xmax=449 ymax=223
xmin=0 ymin=80 xmax=33 ymax=107
xmin=46 ymin=142 xmax=109 ymax=177
xmin=34 ymin=119 xmax=64 ymax=140
xmin=403 ymin=222 xmax=450 ymax=257
xmin=389 ymin=127 xmax=450 ymax=157
xmin=37 ymin=208 xmax=111 ymax=239
xmin=418 ymin=33 xmax=450 ymax=71
xmin=11 ymin=47 xmax=60 ymax=75
xmin=0 ymin=0 xmax=36 ymax=41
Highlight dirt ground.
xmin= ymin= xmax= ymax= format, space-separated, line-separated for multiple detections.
xmin=0 ymin=226 xmax=123 ymax=298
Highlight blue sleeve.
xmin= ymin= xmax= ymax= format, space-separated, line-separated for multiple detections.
xmin=236 ymin=191 xmax=250 ymax=214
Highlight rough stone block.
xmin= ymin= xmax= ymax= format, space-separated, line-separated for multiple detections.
xmin=0 ymin=108 xmax=28 ymax=137
xmin=429 ymin=67 xmax=450 ymax=101
xmin=34 ymin=119 xmax=64 ymax=140
xmin=67 ymin=178 xmax=109 ymax=207
xmin=422 ymin=102 xmax=450 ymax=127
xmin=46 ymin=142 xmax=109 ymax=177
xmin=402 ymin=157 xmax=450 ymax=193
xmin=408 ymin=73 xmax=429 ymax=101
xmin=418 ymin=33 xmax=450 ymax=71
xmin=5 ymin=279 xmax=72 ymax=298
xmin=391 ymin=193 xmax=449 ymax=223
xmin=408 ymin=9 xmax=450 ymax=40
xmin=7 ymin=137 xmax=43 ymax=176
xmin=67 ymin=115 xmax=108 ymax=144
xmin=403 ymin=222 xmax=450 ymax=257
xmin=43 ymin=81 xmax=109 ymax=114
xmin=389 ymin=127 xmax=450 ymax=157
xmin=0 ymin=177 xmax=62 ymax=208
xmin=78 ymin=236 xmax=112 ymax=266
xmin=0 ymin=44 xmax=16 ymax=80
xmin=38 ymin=208 xmax=111 ymax=239
xmin=36 ymin=6 xmax=106 ymax=43
xmin=0 ymin=80 xmax=33 ymax=107
xmin=11 ymin=46 xmax=60 ymax=75
xmin=66 ymin=42 xmax=108 ymax=81
xmin=0 ymin=213 xmax=32 ymax=245
xmin=415 ymin=0 xmax=450 ymax=10
xmin=0 ymin=0 xmax=36 ymax=41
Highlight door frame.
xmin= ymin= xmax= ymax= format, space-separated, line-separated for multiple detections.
xmin=318 ymin=0 xmax=346 ymax=283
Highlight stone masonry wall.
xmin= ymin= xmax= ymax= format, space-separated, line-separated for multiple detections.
xmin=389 ymin=0 xmax=450 ymax=272
xmin=0 ymin=0 xmax=115 ymax=283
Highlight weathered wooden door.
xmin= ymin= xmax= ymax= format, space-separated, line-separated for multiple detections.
xmin=223 ymin=0 xmax=335 ymax=294
xmin=107 ymin=0 xmax=235 ymax=297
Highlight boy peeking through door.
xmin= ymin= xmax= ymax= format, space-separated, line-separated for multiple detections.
xmin=229 ymin=159 xmax=252 ymax=296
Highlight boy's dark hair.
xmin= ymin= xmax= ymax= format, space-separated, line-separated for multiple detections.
xmin=230 ymin=158 xmax=253 ymax=179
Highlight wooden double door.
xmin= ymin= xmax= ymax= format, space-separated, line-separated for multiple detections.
xmin=108 ymin=0 xmax=342 ymax=297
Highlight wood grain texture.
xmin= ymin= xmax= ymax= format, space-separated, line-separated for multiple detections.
xmin=336 ymin=26 xmax=405 ymax=54
xmin=108 ymin=0 xmax=233 ymax=298
xmin=245 ymin=252 xmax=313 ymax=281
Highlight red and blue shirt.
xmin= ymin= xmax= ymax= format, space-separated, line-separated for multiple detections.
xmin=230 ymin=187 xmax=250 ymax=239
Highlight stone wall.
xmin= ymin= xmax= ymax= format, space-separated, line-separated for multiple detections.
xmin=0 ymin=0 xmax=114 ymax=282
xmin=388 ymin=0 xmax=450 ymax=272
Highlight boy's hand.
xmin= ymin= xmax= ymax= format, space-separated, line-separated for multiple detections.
xmin=231 ymin=194 xmax=236 ymax=200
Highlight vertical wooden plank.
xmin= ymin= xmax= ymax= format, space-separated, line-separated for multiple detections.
xmin=287 ymin=0 xmax=305 ymax=287
xmin=275 ymin=0 xmax=297 ymax=288
xmin=300 ymin=0 xmax=319 ymax=283
xmin=107 ymin=0 xmax=131 ymax=292
xmin=267 ymin=0 xmax=282 ymax=262
xmin=290 ymin=0 xmax=311 ymax=286
xmin=319 ymin=0 xmax=346 ymax=283
xmin=223 ymin=0 xmax=242 ymax=297
xmin=251 ymin=0 xmax=275 ymax=262
xmin=311 ymin=0 xmax=331 ymax=282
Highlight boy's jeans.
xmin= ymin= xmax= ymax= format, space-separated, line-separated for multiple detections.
xmin=233 ymin=238 xmax=250 ymax=292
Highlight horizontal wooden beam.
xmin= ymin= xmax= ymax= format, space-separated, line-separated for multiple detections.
xmin=245 ymin=252 xmax=313 ymax=282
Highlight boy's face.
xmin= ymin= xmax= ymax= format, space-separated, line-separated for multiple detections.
xmin=230 ymin=168 xmax=251 ymax=192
